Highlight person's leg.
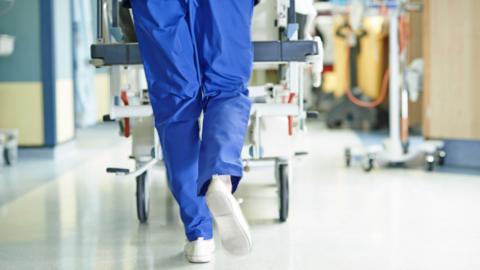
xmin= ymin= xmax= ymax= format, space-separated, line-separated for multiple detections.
xmin=193 ymin=0 xmax=255 ymax=195
xmin=130 ymin=0 xmax=212 ymax=242
xmin=191 ymin=0 xmax=255 ymax=255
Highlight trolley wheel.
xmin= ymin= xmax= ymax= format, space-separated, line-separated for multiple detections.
xmin=425 ymin=154 xmax=435 ymax=172
xmin=345 ymin=148 xmax=352 ymax=167
xmin=362 ymin=156 xmax=374 ymax=172
xmin=437 ymin=150 xmax=446 ymax=166
xmin=278 ymin=164 xmax=289 ymax=222
xmin=136 ymin=171 xmax=150 ymax=223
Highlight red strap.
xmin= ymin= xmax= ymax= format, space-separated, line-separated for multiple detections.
xmin=288 ymin=92 xmax=296 ymax=136
xmin=120 ymin=91 xmax=130 ymax=138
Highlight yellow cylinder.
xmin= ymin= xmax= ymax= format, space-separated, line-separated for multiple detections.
xmin=357 ymin=16 xmax=388 ymax=99
xmin=330 ymin=15 xmax=388 ymax=99
xmin=331 ymin=16 xmax=350 ymax=98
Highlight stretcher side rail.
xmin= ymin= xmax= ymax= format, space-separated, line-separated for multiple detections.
xmin=90 ymin=41 xmax=318 ymax=67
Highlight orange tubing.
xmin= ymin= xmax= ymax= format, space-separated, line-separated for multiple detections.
xmin=399 ymin=15 xmax=410 ymax=53
xmin=344 ymin=47 xmax=390 ymax=108
xmin=344 ymin=14 xmax=411 ymax=109
xmin=399 ymin=15 xmax=410 ymax=144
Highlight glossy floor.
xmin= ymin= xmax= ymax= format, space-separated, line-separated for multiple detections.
xmin=1 ymin=122 xmax=480 ymax=270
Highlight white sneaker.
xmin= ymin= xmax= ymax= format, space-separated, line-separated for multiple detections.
xmin=184 ymin=237 xmax=215 ymax=263
xmin=206 ymin=175 xmax=252 ymax=255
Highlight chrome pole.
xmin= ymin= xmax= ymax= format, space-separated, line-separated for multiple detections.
xmin=97 ymin=0 xmax=103 ymax=42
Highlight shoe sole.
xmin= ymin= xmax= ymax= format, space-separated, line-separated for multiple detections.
xmin=206 ymin=191 xmax=252 ymax=255
xmin=185 ymin=254 xmax=212 ymax=263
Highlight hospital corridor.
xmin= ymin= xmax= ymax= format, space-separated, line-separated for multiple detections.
xmin=1 ymin=0 xmax=480 ymax=269
xmin=2 ymin=122 xmax=480 ymax=269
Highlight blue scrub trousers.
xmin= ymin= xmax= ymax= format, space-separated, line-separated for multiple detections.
xmin=130 ymin=0 xmax=254 ymax=241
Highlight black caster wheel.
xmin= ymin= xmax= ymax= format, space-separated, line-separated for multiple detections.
xmin=136 ymin=171 xmax=150 ymax=223
xmin=278 ymin=164 xmax=289 ymax=222
xmin=425 ymin=155 xmax=435 ymax=172
xmin=437 ymin=150 xmax=446 ymax=166
xmin=362 ymin=156 xmax=374 ymax=172
xmin=345 ymin=148 xmax=352 ymax=167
